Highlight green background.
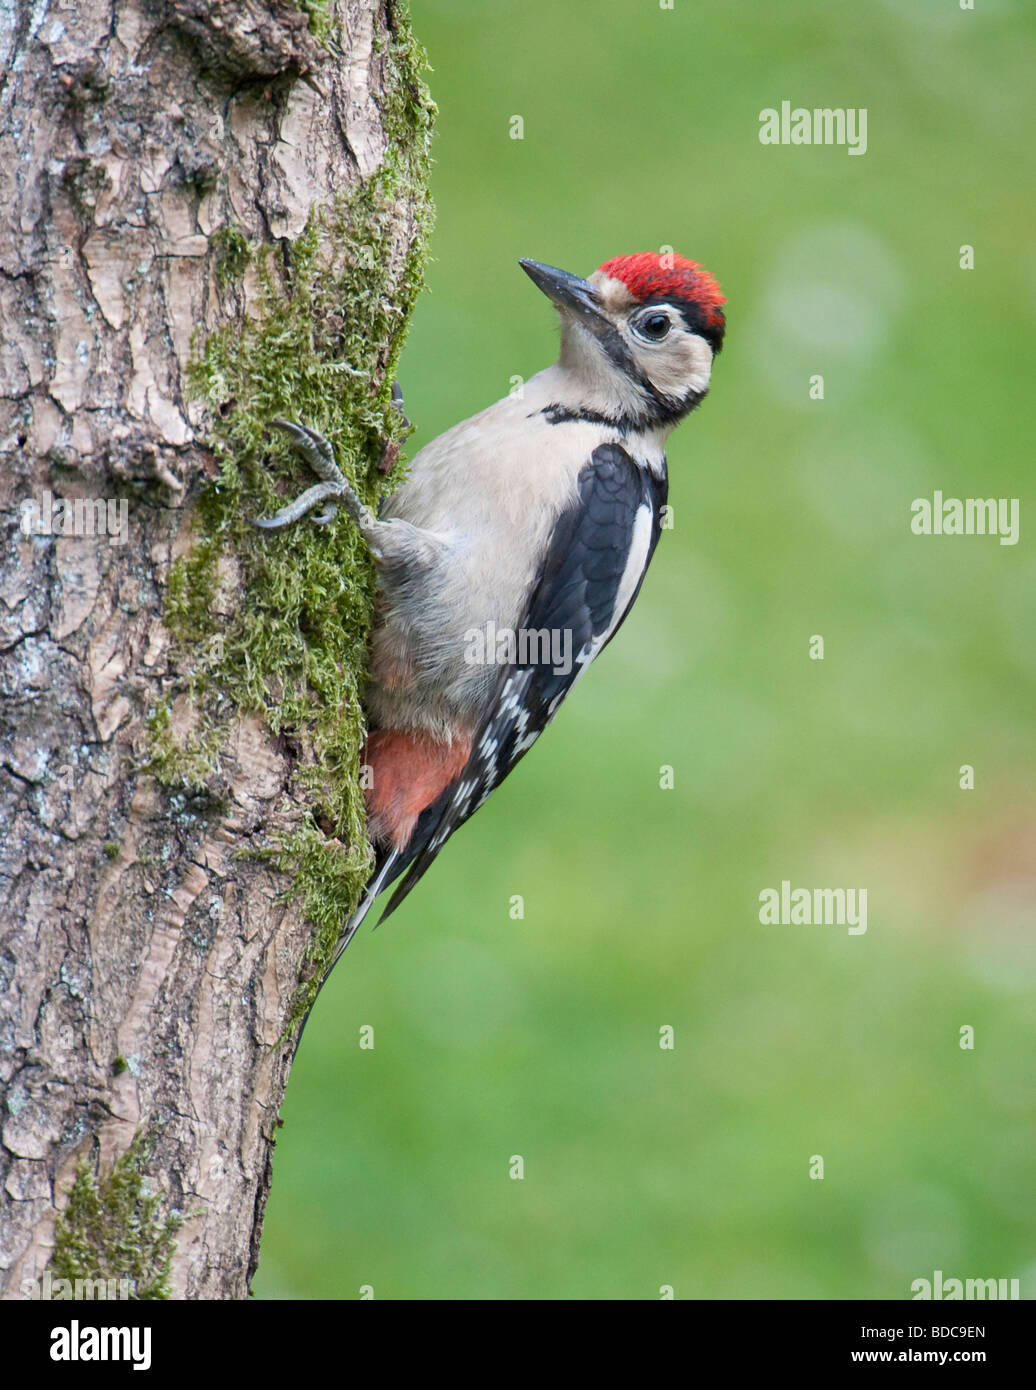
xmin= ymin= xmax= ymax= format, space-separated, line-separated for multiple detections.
xmin=255 ymin=0 xmax=1036 ymax=1299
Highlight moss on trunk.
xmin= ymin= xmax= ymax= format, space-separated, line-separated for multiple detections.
xmin=155 ymin=4 xmax=435 ymax=1026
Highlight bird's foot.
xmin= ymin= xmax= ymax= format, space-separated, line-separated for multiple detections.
xmin=253 ymin=419 xmax=371 ymax=531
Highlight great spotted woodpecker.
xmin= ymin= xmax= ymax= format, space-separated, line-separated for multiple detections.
xmin=256 ymin=252 xmax=726 ymax=964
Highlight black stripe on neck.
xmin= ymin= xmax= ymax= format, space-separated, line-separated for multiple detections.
xmin=535 ymin=389 xmax=706 ymax=433
xmin=536 ymin=403 xmax=627 ymax=430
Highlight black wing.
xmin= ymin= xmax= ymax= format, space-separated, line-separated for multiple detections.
xmin=378 ymin=442 xmax=668 ymax=921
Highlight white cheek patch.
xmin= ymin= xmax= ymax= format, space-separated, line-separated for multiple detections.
xmin=683 ymin=333 xmax=714 ymax=395
xmin=639 ymin=331 xmax=713 ymax=402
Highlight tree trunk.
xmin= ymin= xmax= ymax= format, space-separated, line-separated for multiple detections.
xmin=0 ymin=0 xmax=432 ymax=1299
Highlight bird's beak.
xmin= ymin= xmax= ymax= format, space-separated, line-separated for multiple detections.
xmin=519 ymin=259 xmax=607 ymax=329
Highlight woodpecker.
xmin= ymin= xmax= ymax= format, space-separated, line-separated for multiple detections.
xmin=256 ymin=252 xmax=726 ymax=966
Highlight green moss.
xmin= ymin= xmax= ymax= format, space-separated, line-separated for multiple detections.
xmin=104 ymin=841 xmax=120 ymax=860
xmin=155 ymin=2 xmax=435 ymax=1025
xmin=145 ymin=698 xmax=223 ymax=792
xmin=211 ymin=225 xmax=250 ymax=289
xmin=297 ymin=0 xmax=330 ymax=43
xmin=112 ymin=1054 xmax=129 ymax=1075
xmin=50 ymin=1139 xmax=182 ymax=1300
xmin=164 ymin=530 xmax=222 ymax=644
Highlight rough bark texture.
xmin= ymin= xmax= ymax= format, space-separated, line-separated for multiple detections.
xmin=0 ymin=0 xmax=431 ymax=1299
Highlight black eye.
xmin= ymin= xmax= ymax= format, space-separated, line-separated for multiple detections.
xmin=635 ymin=311 xmax=671 ymax=342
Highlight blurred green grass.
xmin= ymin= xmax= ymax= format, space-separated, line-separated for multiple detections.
xmin=253 ymin=0 xmax=1036 ymax=1299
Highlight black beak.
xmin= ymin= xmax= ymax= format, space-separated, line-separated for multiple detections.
xmin=519 ymin=259 xmax=607 ymax=327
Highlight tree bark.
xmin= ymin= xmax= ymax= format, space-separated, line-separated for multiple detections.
xmin=0 ymin=0 xmax=431 ymax=1299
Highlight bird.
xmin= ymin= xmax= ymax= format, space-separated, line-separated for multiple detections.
xmin=255 ymin=251 xmax=726 ymax=969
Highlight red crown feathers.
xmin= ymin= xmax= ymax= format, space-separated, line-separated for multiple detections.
xmin=596 ymin=252 xmax=726 ymax=328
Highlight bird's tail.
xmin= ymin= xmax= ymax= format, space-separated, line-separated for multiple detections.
xmin=290 ymin=847 xmax=402 ymax=1055
xmin=328 ymin=846 xmax=401 ymax=970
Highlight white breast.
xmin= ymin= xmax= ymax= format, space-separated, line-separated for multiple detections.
xmin=365 ymin=371 xmax=611 ymax=733
xmin=367 ymin=367 xmax=663 ymax=739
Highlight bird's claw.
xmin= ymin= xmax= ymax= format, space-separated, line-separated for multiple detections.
xmin=252 ymin=419 xmax=358 ymax=531
xmin=269 ymin=419 xmax=344 ymax=485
